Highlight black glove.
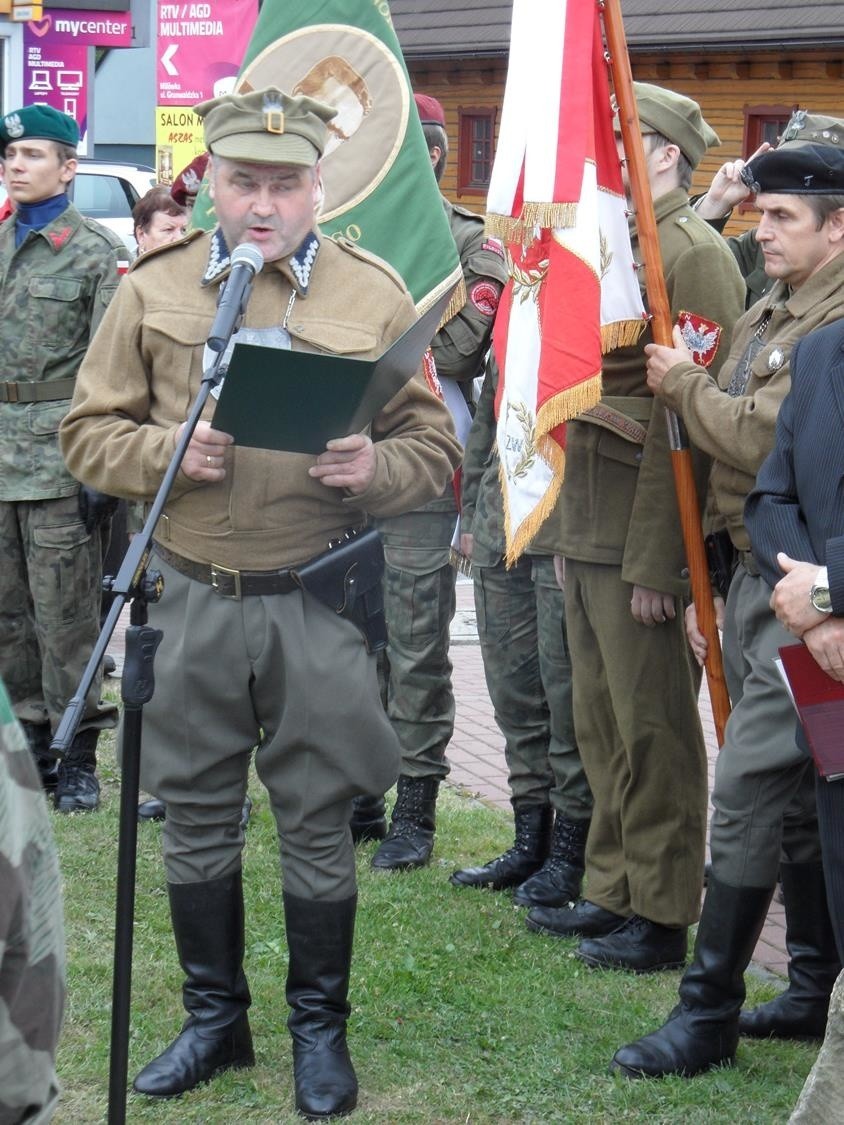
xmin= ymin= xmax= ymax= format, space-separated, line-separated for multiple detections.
xmin=78 ymin=486 xmax=119 ymax=534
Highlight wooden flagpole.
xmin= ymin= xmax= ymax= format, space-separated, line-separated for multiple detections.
xmin=600 ymin=0 xmax=731 ymax=746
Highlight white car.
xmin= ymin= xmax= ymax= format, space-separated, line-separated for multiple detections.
xmin=68 ymin=160 xmax=157 ymax=253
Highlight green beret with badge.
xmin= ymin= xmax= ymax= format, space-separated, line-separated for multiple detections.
xmin=0 ymin=104 xmax=79 ymax=155
xmin=194 ymin=86 xmax=337 ymax=165
xmin=632 ymin=81 xmax=720 ymax=170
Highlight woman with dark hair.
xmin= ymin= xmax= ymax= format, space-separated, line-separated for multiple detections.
xmin=132 ymin=186 xmax=186 ymax=254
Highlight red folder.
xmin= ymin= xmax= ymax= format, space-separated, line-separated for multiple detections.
xmin=778 ymin=643 xmax=844 ymax=779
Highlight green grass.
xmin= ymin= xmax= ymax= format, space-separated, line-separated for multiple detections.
xmin=51 ymin=689 xmax=813 ymax=1123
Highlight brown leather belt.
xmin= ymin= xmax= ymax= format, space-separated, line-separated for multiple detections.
xmin=154 ymin=542 xmax=297 ymax=599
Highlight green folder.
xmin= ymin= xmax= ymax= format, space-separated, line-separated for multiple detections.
xmin=212 ymin=288 xmax=453 ymax=455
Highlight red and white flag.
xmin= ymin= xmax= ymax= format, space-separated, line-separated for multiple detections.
xmin=487 ymin=0 xmax=645 ymax=563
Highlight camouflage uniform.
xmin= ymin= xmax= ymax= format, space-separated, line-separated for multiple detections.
xmin=0 ymin=202 xmax=122 ymax=749
xmin=461 ymin=357 xmax=591 ymax=820
xmin=0 ymin=676 xmax=65 ymax=1123
xmin=448 ymin=355 xmax=592 ymax=902
xmin=375 ymin=199 xmax=507 ymax=778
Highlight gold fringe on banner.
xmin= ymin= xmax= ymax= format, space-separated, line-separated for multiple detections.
xmin=537 ymin=371 xmax=604 ymax=431
xmin=440 ymin=278 xmax=466 ymax=328
xmin=449 ymin=546 xmax=473 ymax=577
xmin=520 ymin=201 xmax=578 ymax=231
xmin=416 ymin=265 xmax=466 ymax=330
xmin=501 ymin=436 xmax=567 ymax=566
xmin=600 ymin=317 xmax=648 ymax=354
xmin=485 ymin=212 xmax=529 ymax=244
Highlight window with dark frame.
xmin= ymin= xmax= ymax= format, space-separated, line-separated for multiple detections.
xmin=458 ymin=107 xmax=497 ymax=196
xmin=740 ymin=104 xmax=796 ymax=210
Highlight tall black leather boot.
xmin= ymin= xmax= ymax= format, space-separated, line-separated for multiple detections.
xmin=284 ymin=891 xmax=358 ymax=1120
xmin=20 ymin=719 xmax=59 ymax=794
xmin=349 ymin=794 xmax=387 ymax=845
xmin=133 ymin=872 xmax=254 ymax=1097
xmin=512 ymin=815 xmax=589 ymax=906
xmin=54 ymin=728 xmax=100 ymax=813
xmin=740 ymin=861 xmax=840 ymax=1040
xmin=611 ymin=877 xmax=774 ymax=1078
xmin=450 ymin=802 xmax=553 ymax=890
xmin=370 ymin=776 xmax=439 ymax=871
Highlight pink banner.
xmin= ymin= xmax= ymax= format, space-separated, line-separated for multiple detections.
xmin=26 ymin=9 xmax=131 ymax=48
xmin=157 ymin=0 xmax=259 ymax=106
xmin=23 ymin=24 xmax=89 ymax=149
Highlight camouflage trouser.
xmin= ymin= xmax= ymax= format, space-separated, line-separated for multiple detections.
xmin=473 ymin=554 xmax=592 ymax=819
xmin=376 ymin=507 xmax=457 ymax=780
xmin=0 ymin=676 xmax=64 ymax=1123
xmin=0 ymin=494 xmax=117 ymax=733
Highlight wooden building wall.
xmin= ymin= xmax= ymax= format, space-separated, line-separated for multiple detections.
xmin=408 ymin=50 xmax=844 ymax=240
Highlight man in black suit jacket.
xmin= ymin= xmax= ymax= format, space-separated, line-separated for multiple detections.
xmin=746 ymin=318 xmax=844 ymax=963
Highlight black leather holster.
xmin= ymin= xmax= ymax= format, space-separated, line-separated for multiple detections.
xmin=292 ymin=526 xmax=387 ymax=653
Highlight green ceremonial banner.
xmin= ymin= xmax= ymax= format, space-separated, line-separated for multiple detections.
xmin=190 ymin=0 xmax=462 ymax=315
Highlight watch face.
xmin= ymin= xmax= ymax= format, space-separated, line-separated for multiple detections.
xmin=811 ymin=585 xmax=833 ymax=613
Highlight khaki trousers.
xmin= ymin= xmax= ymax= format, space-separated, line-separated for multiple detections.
xmin=127 ymin=558 xmax=401 ymax=899
xmin=565 ymin=558 xmax=708 ymax=927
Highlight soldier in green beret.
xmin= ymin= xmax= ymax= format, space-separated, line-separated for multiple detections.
xmin=526 ymin=84 xmax=745 ymax=969
xmin=60 ymin=86 xmax=460 ymax=1119
xmin=0 ymin=103 xmax=125 ymax=813
xmin=613 ymin=115 xmax=844 ymax=1080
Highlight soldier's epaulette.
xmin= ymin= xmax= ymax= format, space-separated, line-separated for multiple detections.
xmin=450 ymin=202 xmax=484 ymax=222
xmin=329 ymin=234 xmax=408 ymax=292
xmin=80 ymin=216 xmax=130 ymax=253
xmin=129 ymin=227 xmax=205 ymax=272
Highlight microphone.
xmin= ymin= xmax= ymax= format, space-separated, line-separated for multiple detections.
xmin=207 ymin=243 xmax=265 ymax=352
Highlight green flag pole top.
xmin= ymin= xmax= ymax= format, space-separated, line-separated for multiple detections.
xmin=191 ymin=0 xmax=462 ymax=316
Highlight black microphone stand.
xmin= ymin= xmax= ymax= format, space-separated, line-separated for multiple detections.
xmin=52 ymin=322 xmax=242 ymax=1125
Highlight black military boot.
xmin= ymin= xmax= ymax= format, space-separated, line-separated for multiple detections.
xmin=370 ymin=776 xmax=439 ymax=871
xmin=349 ymin=794 xmax=387 ymax=845
xmin=512 ymin=815 xmax=589 ymax=906
xmin=20 ymin=720 xmax=59 ymax=794
xmin=133 ymin=872 xmax=254 ymax=1097
xmin=611 ymin=877 xmax=774 ymax=1078
xmin=54 ymin=728 xmax=100 ymax=813
xmin=284 ymin=891 xmax=358 ymax=1120
xmin=739 ymin=861 xmax=840 ymax=1040
xmin=449 ymin=802 xmax=553 ymax=890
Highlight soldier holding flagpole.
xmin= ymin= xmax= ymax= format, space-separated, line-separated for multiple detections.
xmin=527 ymin=84 xmax=745 ymax=970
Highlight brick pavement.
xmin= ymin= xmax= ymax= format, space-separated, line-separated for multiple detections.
xmin=104 ymin=574 xmax=787 ymax=977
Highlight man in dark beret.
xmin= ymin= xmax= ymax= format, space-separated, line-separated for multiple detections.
xmin=0 ymin=104 xmax=126 ymax=813
xmin=696 ymin=111 xmax=844 ymax=306
xmin=613 ymin=115 xmax=844 ymax=1080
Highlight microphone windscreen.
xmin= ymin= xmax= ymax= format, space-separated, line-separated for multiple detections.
xmin=230 ymin=243 xmax=265 ymax=275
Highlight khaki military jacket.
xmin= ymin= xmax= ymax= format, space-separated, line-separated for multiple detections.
xmin=0 ymin=202 xmax=124 ymax=501
xmin=60 ymin=229 xmax=461 ymax=571
xmin=554 ymin=188 xmax=745 ymax=596
xmin=658 ymin=250 xmax=844 ymax=553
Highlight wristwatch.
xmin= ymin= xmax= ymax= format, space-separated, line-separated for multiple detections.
xmin=810 ymin=578 xmax=833 ymax=614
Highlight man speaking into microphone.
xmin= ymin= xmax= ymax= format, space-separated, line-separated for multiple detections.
xmin=59 ymin=87 xmax=460 ymax=1119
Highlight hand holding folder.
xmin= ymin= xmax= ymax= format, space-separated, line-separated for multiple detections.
xmin=778 ymin=642 xmax=844 ymax=779
xmin=211 ymin=289 xmax=453 ymax=455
